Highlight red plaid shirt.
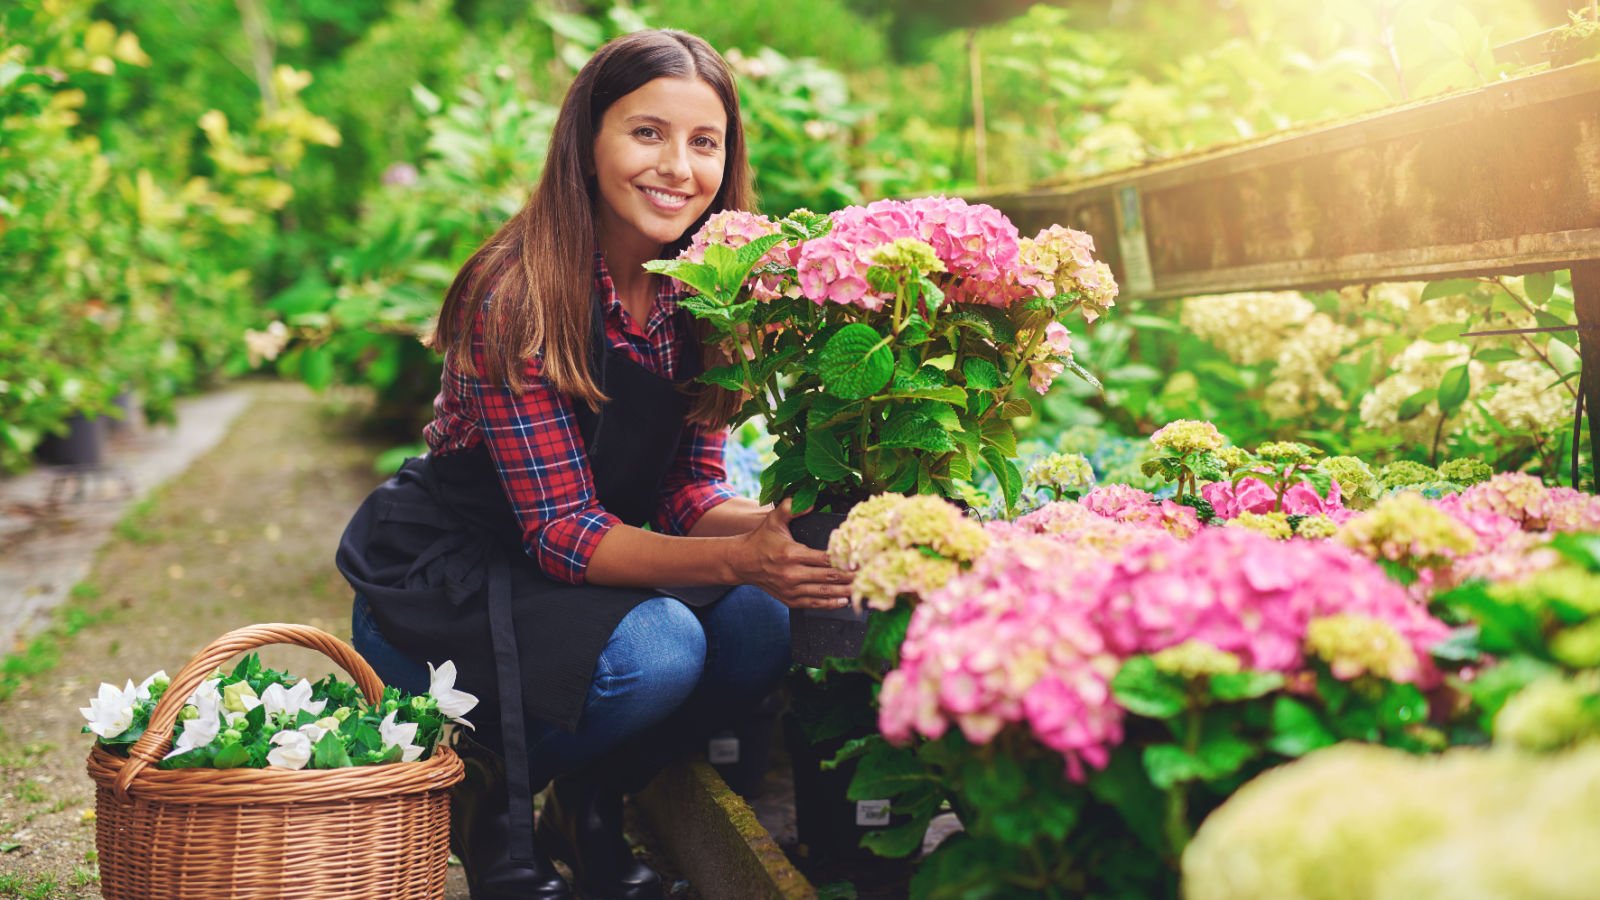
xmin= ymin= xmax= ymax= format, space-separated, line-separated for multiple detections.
xmin=423 ymin=253 xmax=736 ymax=584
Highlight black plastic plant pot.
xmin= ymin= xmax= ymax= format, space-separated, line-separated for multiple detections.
xmin=787 ymin=509 xmax=872 ymax=668
xmin=37 ymin=413 xmax=106 ymax=467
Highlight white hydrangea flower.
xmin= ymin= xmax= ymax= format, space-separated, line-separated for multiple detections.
xmin=1481 ymin=359 xmax=1571 ymax=433
xmin=1179 ymin=292 xmax=1314 ymax=365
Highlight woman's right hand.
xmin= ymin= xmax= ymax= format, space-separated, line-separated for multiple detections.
xmin=732 ymin=499 xmax=854 ymax=609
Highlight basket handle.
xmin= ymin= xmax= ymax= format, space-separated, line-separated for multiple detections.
xmin=114 ymin=623 xmax=389 ymax=801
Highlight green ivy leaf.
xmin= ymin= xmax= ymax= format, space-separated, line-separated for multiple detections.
xmin=818 ymin=323 xmax=894 ymax=400
xmin=1111 ymin=656 xmax=1188 ymax=719
xmin=212 ymin=742 xmax=250 ymax=769
xmin=1266 ymin=697 xmax=1335 ymax=757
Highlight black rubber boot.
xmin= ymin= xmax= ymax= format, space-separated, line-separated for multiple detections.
xmin=451 ymin=737 xmax=574 ymax=900
xmin=537 ymin=771 xmax=664 ymax=900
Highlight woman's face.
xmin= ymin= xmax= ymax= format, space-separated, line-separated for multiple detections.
xmin=592 ymin=76 xmax=727 ymax=255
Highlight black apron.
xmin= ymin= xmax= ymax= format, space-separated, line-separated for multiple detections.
xmin=335 ymin=295 xmax=731 ymax=862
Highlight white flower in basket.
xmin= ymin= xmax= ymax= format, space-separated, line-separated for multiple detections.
xmin=81 ymin=681 xmax=139 ymax=739
xmin=379 ymin=710 xmax=426 ymax=763
xmin=260 ymin=678 xmax=326 ymax=723
xmin=266 ymin=729 xmax=313 ymax=770
xmin=427 ymin=661 xmax=479 ymax=726
xmin=164 ymin=679 xmax=224 ymax=760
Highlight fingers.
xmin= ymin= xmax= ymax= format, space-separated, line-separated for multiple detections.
xmin=781 ymin=593 xmax=854 ymax=610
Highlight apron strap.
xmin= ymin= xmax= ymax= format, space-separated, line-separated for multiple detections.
xmin=485 ymin=550 xmax=537 ymax=863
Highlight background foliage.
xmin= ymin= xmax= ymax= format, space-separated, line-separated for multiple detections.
xmin=5 ymin=0 xmax=1588 ymax=482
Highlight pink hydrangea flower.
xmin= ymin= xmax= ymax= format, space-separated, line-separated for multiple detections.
xmin=1082 ymin=485 xmax=1202 ymax=537
xmin=679 ymin=210 xmax=790 ymax=301
xmin=795 ymin=197 xmax=1027 ymax=310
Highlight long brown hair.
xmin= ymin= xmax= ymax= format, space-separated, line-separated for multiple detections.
xmin=431 ymin=29 xmax=752 ymax=425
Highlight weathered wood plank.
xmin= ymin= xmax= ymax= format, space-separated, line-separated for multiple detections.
xmin=971 ymin=59 xmax=1600 ymax=301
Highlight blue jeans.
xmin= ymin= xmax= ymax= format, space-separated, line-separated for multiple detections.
xmin=352 ymin=586 xmax=790 ymax=787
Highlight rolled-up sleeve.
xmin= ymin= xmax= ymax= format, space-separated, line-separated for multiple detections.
xmin=653 ymin=421 xmax=738 ymax=536
xmin=470 ymin=346 xmax=620 ymax=585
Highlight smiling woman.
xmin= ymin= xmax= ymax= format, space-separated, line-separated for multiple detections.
xmin=333 ymin=28 xmax=847 ymax=900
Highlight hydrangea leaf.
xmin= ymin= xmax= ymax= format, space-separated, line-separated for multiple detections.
xmin=877 ymin=412 xmax=957 ymax=453
xmin=1142 ymin=744 xmax=1205 ymax=789
xmin=1437 ymin=364 xmax=1471 ymax=413
xmin=1208 ymin=671 xmax=1284 ymax=702
xmin=1266 ymin=697 xmax=1336 ymax=757
xmin=818 ymin=323 xmax=894 ymax=400
xmin=1112 ymin=656 xmax=1188 ymax=719
xmin=962 ymin=358 xmax=1001 ymax=390
xmin=803 ymin=429 xmax=854 ymax=483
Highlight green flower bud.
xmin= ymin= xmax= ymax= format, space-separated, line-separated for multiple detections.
xmin=222 ymin=681 xmax=259 ymax=714
xmin=331 ymin=706 xmax=354 ymax=722
xmin=179 ymin=704 xmax=200 ymax=721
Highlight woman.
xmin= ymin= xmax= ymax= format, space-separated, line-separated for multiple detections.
xmin=336 ymin=30 xmax=852 ymax=900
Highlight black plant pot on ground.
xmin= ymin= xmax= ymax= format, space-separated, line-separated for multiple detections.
xmin=787 ymin=509 xmax=873 ymax=668
xmin=36 ymin=413 xmax=106 ymax=467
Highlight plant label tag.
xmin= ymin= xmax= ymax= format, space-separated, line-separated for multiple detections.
xmin=856 ymin=799 xmax=891 ymax=827
xmin=707 ymin=736 xmax=740 ymax=764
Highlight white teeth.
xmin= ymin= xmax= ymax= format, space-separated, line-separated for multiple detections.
xmin=641 ymin=187 xmax=688 ymax=207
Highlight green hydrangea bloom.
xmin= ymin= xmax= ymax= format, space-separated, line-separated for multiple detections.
xmin=1150 ymin=419 xmax=1226 ymax=454
xmin=1305 ymin=614 xmax=1419 ymax=681
xmin=1025 ymin=452 xmax=1096 ymax=496
xmin=1378 ymin=460 xmax=1438 ymax=489
xmin=1292 ymin=514 xmax=1339 ymax=540
xmin=1335 ymin=492 xmax=1478 ymax=567
xmin=1228 ymin=511 xmax=1293 ymax=540
xmin=1437 ymin=457 xmax=1494 ymax=486
xmin=868 ymin=237 xmax=946 ymax=275
xmin=1151 ymin=641 xmax=1242 ymax=678
xmin=1494 ymin=674 xmax=1600 ymax=752
xmin=1254 ymin=441 xmax=1316 ymax=466
xmin=1320 ymin=456 xmax=1380 ymax=509
xmin=1216 ymin=446 xmax=1252 ymax=474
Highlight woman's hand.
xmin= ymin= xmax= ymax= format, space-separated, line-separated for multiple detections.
xmin=732 ymin=499 xmax=854 ymax=609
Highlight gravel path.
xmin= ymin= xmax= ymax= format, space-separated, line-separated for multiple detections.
xmin=0 ymin=382 xmax=428 ymax=897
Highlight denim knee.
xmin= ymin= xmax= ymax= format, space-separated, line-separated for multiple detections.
xmin=591 ymin=596 xmax=707 ymax=716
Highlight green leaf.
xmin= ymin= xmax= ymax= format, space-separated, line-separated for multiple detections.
xmin=998 ymin=397 xmax=1033 ymax=418
xmin=861 ymin=605 xmax=912 ymax=670
xmin=642 ymin=259 xmax=720 ymax=298
xmin=1111 ymin=656 xmax=1188 ymax=719
xmin=312 ymin=730 xmax=353 ymax=769
xmin=1421 ymin=321 xmax=1466 ymax=342
xmin=1420 ymin=278 xmax=1481 ymax=301
xmin=1474 ymin=347 xmax=1522 ymax=363
xmin=818 ymin=323 xmax=894 ymax=400
xmin=861 ymin=804 xmax=938 ymax=859
xmin=1194 ymin=729 xmax=1256 ymax=780
xmin=300 ymin=346 xmax=334 ymax=392
xmin=962 ymin=358 xmax=1001 ymax=390
xmin=980 ymin=447 xmax=1021 ymax=511
xmin=734 ymin=233 xmax=785 ymax=271
xmin=1266 ymin=697 xmax=1335 ymax=757
xmin=847 ymin=740 xmax=929 ymax=801
xmin=212 ymin=742 xmax=250 ymax=769
xmin=1397 ymin=387 xmax=1437 ymax=421
xmin=790 ymin=481 xmax=820 ymax=515
xmin=1208 ymin=670 xmax=1285 ymax=702
xmin=979 ymin=419 xmax=1017 ymax=458
xmin=877 ymin=412 xmax=957 ymax=453
xmin=1086 ymin=749 xmax=1168 ymax=855
xmin=1437 ymin=364 xmax=1471 ymax=413
xmin=1524 ymin=271 xmax=1555 ymax=304
xmin=803 ymin=430 xmax=854 ymax=483
xmin=1142 ymin=744 xmax=1204 ymax=789
xmin=699 ymin=363 xmax=747 ymax=392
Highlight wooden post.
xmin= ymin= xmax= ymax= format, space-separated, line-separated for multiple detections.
xmin=1574 ymin=262 xmax=1600 ymax=492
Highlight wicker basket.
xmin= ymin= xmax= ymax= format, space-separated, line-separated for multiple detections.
xmin=87 ymin=624 xmax=465 ymax=899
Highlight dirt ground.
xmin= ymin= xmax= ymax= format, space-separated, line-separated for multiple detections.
xmin=0 ymin=383 xmax=403 ymax=896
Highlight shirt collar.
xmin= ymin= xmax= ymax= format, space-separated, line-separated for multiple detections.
xmin=593 ymin=251 xmax=682 ymax=336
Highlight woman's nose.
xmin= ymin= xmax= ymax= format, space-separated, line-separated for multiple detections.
xmin=655 ymin=141 xmax=689 ymax=180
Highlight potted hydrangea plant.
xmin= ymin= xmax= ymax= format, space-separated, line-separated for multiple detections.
xmin=649 ymin=198 xmax=1118 ymax=664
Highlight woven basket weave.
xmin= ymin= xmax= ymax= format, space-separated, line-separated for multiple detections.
xmin=87 ymin=623 xmax=465 ymax=899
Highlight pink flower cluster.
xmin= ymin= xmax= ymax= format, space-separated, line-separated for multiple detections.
xmin=1200 ymin=477 xmax=1352 ymax=522
xmin=1016 ymin=225 xmax=1120 ymax=322
xmin=1081 ymin=484 xmax=1202 ymax=537
xmin=1442 ymin=472 xmax=1600 ymax=533
xmin=795 ymin=197 xmax=1025 ymax=310
xmin=679 ymin=210 xmax=793 ymax=300
xmin=879 ymin=527 xmax=1452 ymax=780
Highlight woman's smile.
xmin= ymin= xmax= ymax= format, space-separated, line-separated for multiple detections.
xmin=593 ymin=76 xmax=728 ymax=257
